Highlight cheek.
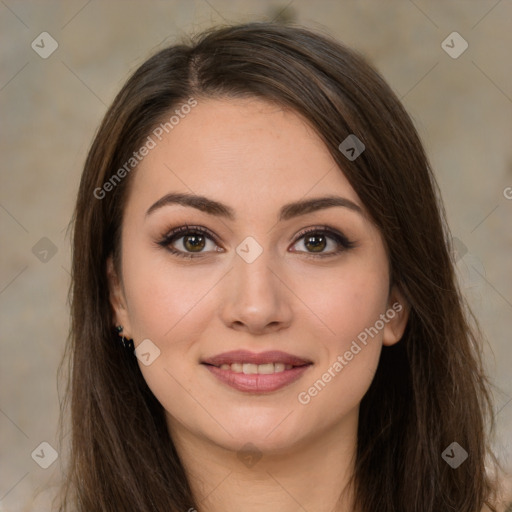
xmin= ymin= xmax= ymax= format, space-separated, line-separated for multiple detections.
xmin=296 ymin=255 xmax=389 ymax=407
xmin=122 ymin=247 xmax=218 ymax=341
xmin=295 ymin=292 xmax=386 ymax=424
xmin=306 ymin=256 xmax=389 ymax=346
xmin=120 ymin=251 xmax=216 ymax=419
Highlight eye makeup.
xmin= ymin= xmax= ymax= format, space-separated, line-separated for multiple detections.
xmin=156 ymin=224 xmax=356 ymax=260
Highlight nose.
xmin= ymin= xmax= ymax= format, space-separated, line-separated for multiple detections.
xmin=219 ymin=247 xmax=293 ymax=335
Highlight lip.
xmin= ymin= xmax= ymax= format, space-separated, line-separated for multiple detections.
xmin=204 ymin=365 xmax=311 ymax=393
xmin=201 ymin=350 xmax=312 ymax=367
xmin=201 ymin=350 xmax=313 ymax=393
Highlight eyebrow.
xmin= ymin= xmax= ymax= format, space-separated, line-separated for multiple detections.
xmin=146 ymin=192 xmax=363 ymax=221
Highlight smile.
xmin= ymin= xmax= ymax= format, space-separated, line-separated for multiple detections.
xmin=201 ymin=350 xmax=313 ymax=393
xmin=216 ymin=362 xmax=294 ymax=374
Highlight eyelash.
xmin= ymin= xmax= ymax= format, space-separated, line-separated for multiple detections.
xmin=157 ymin=224 xmax=355 ymax=260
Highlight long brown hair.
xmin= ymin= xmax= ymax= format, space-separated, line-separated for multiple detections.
xmin=57 ymin=21 xmax=498 ymax=511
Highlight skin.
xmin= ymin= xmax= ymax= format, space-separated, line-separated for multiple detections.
xmin=108 ymin=97 xmax=410 ymax=512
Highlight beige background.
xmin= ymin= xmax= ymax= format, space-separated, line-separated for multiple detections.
xmin=1 ymin=1 xmax=511 ymax=510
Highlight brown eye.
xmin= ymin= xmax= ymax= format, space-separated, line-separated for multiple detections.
xmin=291 ymin=226 xmax=355 ymax=257
xmin=158 ymin=225 xmax=221 ymax=259
xmin=304 ymin=234 xmax=327 ymax=252
xmin=182 ymin=234 xmax=206 ymax=252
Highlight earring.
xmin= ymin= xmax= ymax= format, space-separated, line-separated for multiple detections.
xmin=115 ymin=325 xmax=134 ymax=351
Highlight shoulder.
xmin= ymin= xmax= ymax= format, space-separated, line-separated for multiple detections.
xmin=485 ymin=497 xmax=512 ymax=512
xmin=487 ymin=472 xmax=512 ymax=512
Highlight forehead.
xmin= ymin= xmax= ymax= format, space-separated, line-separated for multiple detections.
xmin=127 ymin=97 xmax=364 ymax=219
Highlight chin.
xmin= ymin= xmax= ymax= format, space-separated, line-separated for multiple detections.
xmin=205 ymin=411 xmax=313 ymax=455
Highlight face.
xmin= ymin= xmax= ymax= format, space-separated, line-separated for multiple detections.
xmin=108 ymin=97 xmax=409 ymax=455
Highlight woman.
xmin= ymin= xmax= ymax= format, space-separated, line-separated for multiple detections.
xmin=57 ymin=21 xmax=503 ymax=511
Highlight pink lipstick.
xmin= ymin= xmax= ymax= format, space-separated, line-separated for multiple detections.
xmin=201 ymin=350 xmax=313 ymax=393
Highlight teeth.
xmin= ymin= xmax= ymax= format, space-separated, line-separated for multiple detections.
xmin=257 ymin=363 xmax=275 ymax=374
xmin=242 ymin=363 xmax=258 ymax=374
xmin=217 ymin=362 xmax=295 ymax=374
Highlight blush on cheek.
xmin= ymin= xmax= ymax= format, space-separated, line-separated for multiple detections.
xmin=297 ymin=336 xmax=382 ymax=421
xmin=124 ymin=267 xmax=212 ymax=338
xmin=308 ymin=293 xmax=388 ymax=401
xmin=314 ymin=287 xmax=387 ymax=345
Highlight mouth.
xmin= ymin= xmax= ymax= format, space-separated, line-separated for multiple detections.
xmin=201 ymin=350 xmax=313 ymax=393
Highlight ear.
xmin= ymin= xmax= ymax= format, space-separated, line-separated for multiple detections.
xmin=382 ymin=285 xmax=410 ymax=347
xmin=106 ymin=255 xmax=132 ymax=337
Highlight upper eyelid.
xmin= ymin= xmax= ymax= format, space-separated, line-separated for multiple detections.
xmin=162 ymin=225 xmax=219 ymax=244
xmin=162 ymin=224 xmax=343 ymax=239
